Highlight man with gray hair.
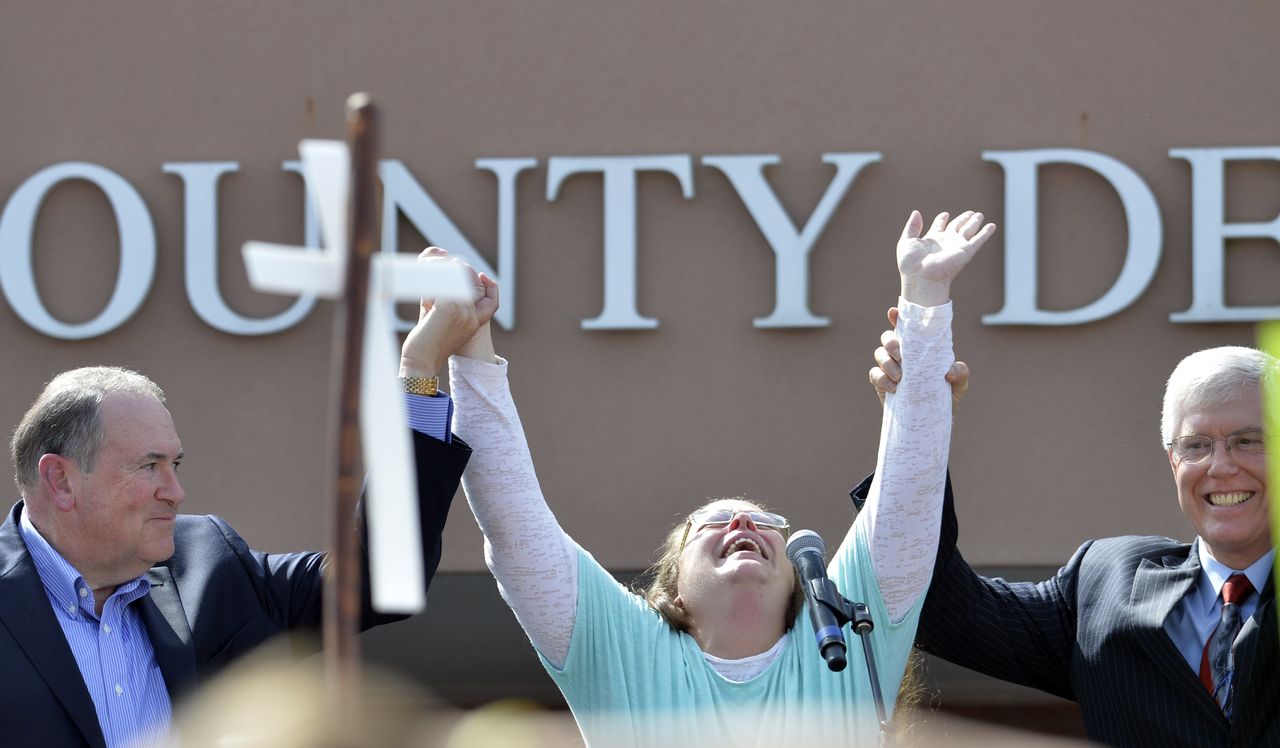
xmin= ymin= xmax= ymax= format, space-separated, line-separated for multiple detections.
xmin=0 ymin=248 xmax=494 ymax=748
xmin=863 ymin=335 xmax=1276 ymax=746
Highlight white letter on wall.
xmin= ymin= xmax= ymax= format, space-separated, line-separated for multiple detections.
xmin=703 ymin=153 xmax=879 ymax=328
xmin=380 ymin=158 xmax=536 ymax=331
xmin=546 ymin=155 xmax=695 ymax=330
xmin=164 ymin=161 xmax=318 ymax=335
xmin=1169 ymin=147 xmax=1280 ymax=322
xmin=982 ymin=149 xmax=1162 ymax=326
xmin=0 ymin=162 xmax=155 ymax=339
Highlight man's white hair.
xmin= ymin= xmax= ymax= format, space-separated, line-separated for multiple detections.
xmin=1160 ymin=346 xmax=1275 ymax=447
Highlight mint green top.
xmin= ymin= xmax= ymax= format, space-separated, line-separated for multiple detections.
xmin=537 ymin=518 xmax=923 ymax=747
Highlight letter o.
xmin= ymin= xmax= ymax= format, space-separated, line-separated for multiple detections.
xmin=0 ymin=162 xmax=155 ymax=340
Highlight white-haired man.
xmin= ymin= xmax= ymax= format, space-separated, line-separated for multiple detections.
xmin=863 ymin=336 xmax=1275 ymax=746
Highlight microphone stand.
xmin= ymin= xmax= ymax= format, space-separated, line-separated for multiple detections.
xmin=808 ymin=577 xmax=896 ymax=747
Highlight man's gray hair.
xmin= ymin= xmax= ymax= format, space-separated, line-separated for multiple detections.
xmin=1160 ymin=346 xmax=1275 ymax=447
xmin=11 ymin=366 xmax=165 ymax=492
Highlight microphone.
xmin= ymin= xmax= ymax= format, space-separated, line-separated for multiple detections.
xmin=786 ymin=529 xmax=847 ymax=671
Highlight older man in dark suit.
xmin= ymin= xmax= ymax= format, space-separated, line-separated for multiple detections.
xmin=864 ymin=324 xmax=1276 ymax=746
xmin=0 ymin=249 xmax=494 ymax=748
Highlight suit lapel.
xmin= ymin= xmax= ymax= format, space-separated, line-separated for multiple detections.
xmin=0 ymin=503 xmax=106 ymax=748
xmin=140 ymin=566 xmax=197 ymax=701
xmin=1128 ymin=548 xmax=1227 ymax=727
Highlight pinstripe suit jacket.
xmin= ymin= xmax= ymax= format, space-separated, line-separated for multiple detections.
xmin=851 ymin=473 xmax=1278 ymax=747
xmin=0 ymin=431 xmax=469 ymax=748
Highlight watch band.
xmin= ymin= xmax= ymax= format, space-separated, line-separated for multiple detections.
xmin=400 ymin=375 xmax=439 ymax=396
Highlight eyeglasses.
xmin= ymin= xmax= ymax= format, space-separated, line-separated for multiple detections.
xmin=678 ymin=508 xmax=789 ymax=554
xmin=1167 ymin=429 xmax=1266 ymax=465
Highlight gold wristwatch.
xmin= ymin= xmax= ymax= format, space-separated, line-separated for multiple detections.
xmin=400 ymin=375 xmax=439 ymax=397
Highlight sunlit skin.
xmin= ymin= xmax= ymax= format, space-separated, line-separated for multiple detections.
xmin=28 ymin=392 xmax=186 ymax=615
xmin=674 ymin=500 xmax=795 ymax=659
xmin=1168 ymin=391 xmax=1271 ymax=570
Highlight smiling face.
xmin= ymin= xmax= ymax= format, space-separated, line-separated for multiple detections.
xmin=64 ymin=392 xmax=187 ymax=587
xmin=673 ymin=500 xmax=796 ymax=622
xmin=1169 ymin=390 xmax=1271 ymax=569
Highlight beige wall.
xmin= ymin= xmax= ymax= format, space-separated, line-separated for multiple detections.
xmin=2 ymin=2 xmax=1277 ymax=576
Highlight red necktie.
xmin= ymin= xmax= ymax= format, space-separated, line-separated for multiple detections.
xmin=1199 ymin=573 xmax=1254 ymax=708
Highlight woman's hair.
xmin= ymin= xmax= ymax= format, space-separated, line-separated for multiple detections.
xmin=636 ymin=497 xmax=804 ymax=633
xmin=892 ymin=649 xmax=931 ymax=744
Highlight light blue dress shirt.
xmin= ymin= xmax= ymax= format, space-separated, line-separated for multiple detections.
xmin=404 ymin=390 xmax=452 ymax=441
xmin=1162 ymin=539 xmax=1274 ymax=674
xmin=19 ymin=510 xmax=171 ymax=748
xmin=17 ymin=391 xmax=454 ymax=747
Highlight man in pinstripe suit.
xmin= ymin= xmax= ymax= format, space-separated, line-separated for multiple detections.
xmin=865 ymin=332 xmax=1276 ymax=746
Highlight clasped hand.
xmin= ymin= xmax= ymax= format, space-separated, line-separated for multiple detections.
xmin=399 ymin=247 xmax=500 ymax=378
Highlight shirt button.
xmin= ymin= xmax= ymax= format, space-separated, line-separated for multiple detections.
xmin=114 ymin=684 xmax=123 ymax=696
xmin=78 ymin=587 xmax=88 ymax=598
xmin=66 ymin=605 xmax=76 ymax=615
xmin=103 ymin=624 xmax=112 ymax=635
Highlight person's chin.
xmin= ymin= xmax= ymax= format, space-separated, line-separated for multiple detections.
xmin=142 ymin=535 xmax=177 ymax=563
xmin=148 ymin=550 xmax=177 ymax=565
xmin=718 ymin=560 xmax=776 ymax=582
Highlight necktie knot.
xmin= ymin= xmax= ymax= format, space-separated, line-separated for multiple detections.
xmin=1221 ymin=574 xmax=1254 ymax=606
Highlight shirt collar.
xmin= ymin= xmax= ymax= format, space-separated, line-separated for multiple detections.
xmin=18 ymin=505 xmax=150 ymax=620
xmin=1196 ymin=539 xmax=1274 ymax=613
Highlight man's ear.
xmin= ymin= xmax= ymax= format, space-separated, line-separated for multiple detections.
xmin=37 ymin=454 xmax=77 ymax=512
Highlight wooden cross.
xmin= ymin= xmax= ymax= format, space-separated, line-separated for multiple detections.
xmin=241 ymin=95 xmax=470 ymax=694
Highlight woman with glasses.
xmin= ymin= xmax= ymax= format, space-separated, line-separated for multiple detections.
xmin=447 ymin=210 xmax=996 ymax=746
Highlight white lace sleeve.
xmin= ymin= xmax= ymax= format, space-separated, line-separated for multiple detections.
xmin=858 ymin=298 xmax=953 ymax=623
xmin=449 ymin=356 xmax=578 ymax=668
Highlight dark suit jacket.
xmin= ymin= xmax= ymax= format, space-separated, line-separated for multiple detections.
xmin=0 ymin=431 xmax=470 ymax=748
xmin=851 ymin=473 xmax=1279 ymax=747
